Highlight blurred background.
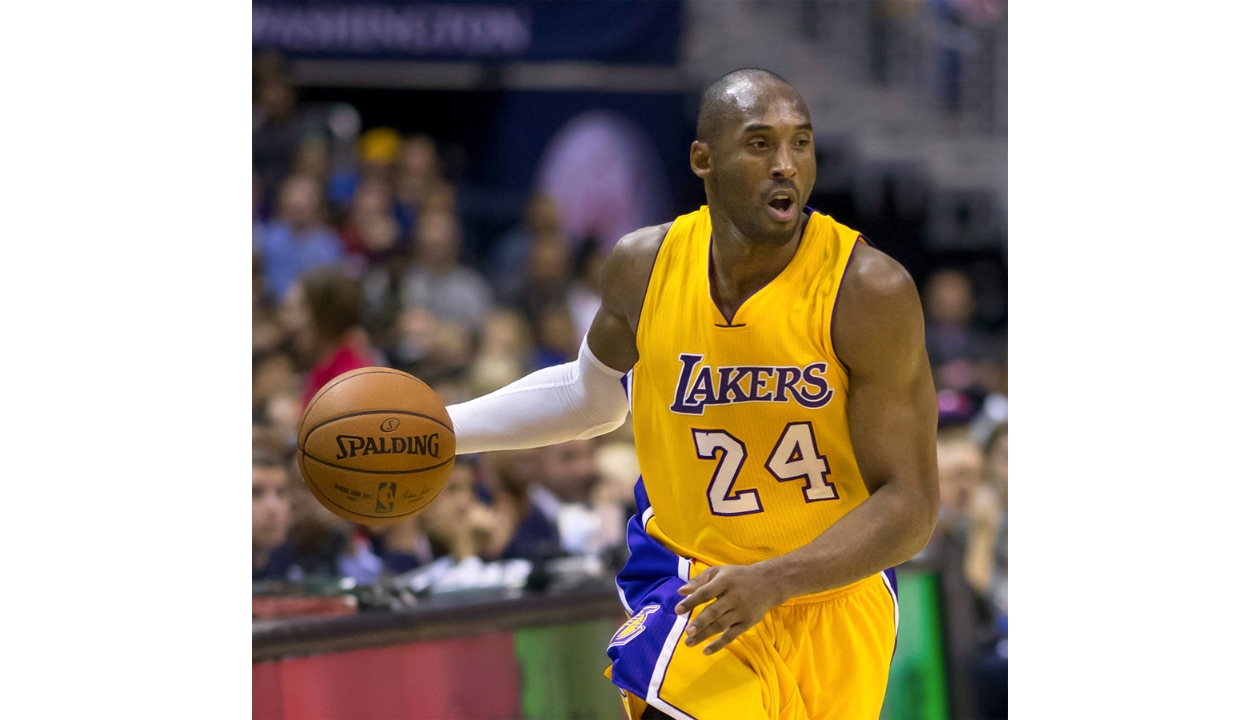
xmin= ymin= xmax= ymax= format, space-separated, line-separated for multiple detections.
xmin=251 ymin=1 xmax=1007 ymax=718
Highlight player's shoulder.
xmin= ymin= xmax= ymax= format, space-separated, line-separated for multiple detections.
xmin=608 ymin=221 xmax=673 ymax=264
xmin=841 ymin=241 xmax=917 ymax=307
xmin=599 ymin=221 xmax=673 ymax=319
xmin=832 ymin=241 xmax=924 ymax=365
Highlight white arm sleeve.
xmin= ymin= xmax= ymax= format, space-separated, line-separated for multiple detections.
xmin=447 ymin=337 xmax=629 ymax=454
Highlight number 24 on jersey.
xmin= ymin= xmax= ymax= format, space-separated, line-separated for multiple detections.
xmin=693 ymin=422 xmax=838 ymax=516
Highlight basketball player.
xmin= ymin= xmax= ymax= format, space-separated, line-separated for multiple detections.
xmin=447 ymin=69 xmax=938 ymax=719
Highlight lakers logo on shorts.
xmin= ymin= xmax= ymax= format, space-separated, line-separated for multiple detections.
xmin=609 ymin=605 xmax=659 ymax=648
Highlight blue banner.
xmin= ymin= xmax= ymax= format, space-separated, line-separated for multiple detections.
xmin=253 ymin=0 xmax=682 ymax=64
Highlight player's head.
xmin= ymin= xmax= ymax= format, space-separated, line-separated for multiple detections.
xmin=691 ymin=68 xmax=815 ymax=245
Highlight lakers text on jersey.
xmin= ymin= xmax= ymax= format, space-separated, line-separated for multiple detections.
xmin=630 ymin=205 xmax=869 ymax=569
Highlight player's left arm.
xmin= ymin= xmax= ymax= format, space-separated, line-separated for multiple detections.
xmin=676 ymin=243 xmax=939 ymax=654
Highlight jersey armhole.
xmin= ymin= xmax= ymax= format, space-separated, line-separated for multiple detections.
xmin=826 ymin=233 xmax=866 ymax=380
xmin=632 ymin=222 xmax=676 ymax=350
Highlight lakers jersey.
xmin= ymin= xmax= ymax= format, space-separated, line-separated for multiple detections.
xmin=630 ymin=206 xmax=868 ymax=568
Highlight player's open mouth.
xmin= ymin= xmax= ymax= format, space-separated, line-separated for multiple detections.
xmin=768 ymin=192 xmax=796 ymax=221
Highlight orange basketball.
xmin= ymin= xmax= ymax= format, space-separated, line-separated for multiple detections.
xmin=296 ymin=367 xmax=456 ymax=526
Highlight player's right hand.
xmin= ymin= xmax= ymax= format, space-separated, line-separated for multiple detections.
xmin=674 ymin=563 xmax=786 ymax=655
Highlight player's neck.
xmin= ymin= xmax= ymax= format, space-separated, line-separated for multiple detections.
xmin=708 ymin=211 xmax=805 ymax=320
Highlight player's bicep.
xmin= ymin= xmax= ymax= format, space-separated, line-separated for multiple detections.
xmin=846 ymin=343 xmax=937 ymax=499
xmin=835 ymin=249 xmax=938 ymax=502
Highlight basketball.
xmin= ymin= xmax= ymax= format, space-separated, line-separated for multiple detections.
xmin=296 ymin=367 xmax=456 ymax=526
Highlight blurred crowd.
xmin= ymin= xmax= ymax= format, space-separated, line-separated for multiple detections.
xmin=252 ymin=60 xmax=640 ymax=593
xmin=252 ymin=57 xmax=1006 ymax=710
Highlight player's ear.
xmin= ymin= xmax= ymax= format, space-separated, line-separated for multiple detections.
xmin=690 ymin=141 xmax=712 ymax=179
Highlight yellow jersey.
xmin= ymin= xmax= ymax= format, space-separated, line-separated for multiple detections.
xmin=630 ymin=206 xmax=869 ymax=568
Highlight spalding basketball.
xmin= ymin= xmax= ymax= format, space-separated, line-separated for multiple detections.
xmin=297 ymin=367 xmax=456 ymax=526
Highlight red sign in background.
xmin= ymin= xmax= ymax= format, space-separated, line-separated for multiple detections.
xmin=253 ymin=633 xmax=521 ymax=719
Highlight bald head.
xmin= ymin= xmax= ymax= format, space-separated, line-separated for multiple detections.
xmin=697 ymin=68 xmax=806 ymax=144
xmin=689 ymin=68 xmax=816 ymax=244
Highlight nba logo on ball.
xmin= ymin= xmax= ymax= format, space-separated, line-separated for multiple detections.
xmin=376 ymin=482 xmax=397 ymax=513
xmin=609 ymin=605 xmax=659 ymax=648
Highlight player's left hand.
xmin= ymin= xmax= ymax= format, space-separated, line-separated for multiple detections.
xmin=674 ymin=563 xmax=785 ymax=655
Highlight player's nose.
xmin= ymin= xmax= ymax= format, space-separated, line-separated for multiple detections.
xmin=770 ymin=144 xmax=797 ymax=179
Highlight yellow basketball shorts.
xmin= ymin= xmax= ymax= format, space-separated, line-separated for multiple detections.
xmin=605 ymin=490 xmax=898 ymax=720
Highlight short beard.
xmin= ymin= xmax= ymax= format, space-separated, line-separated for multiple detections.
xmin=708 ymin=178 xmax=801 ymax=247
xmin=727 ymin=207 xmax=800 ymax=248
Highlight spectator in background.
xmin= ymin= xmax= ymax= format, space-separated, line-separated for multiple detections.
xmin=535 ymin=439 xmax=607 ymax=556
xmin=538 ymin=439 xmax=599 ymax=506
xmin=935 ymin=426 xmax=984 ymax=541
xmin=568 ymin=238 xmax=605 ymax=341
xmin=466 ymin=309 xmax=530 ymax=397
xmin=292 ymin=134 xmax=330 ymax=186
xmin=252 ymin=352 xmax=300 ymax=433
xmin=494 ymin=193 xmax=566 ymax=303
xmin=969 ymin=353 xmax=1008 ymax=449
xmin=969 ymin=423 xmax=1008 ymax=719
xmin=401 ymin=212 xmax=492 ymax=332
xmin=326 ymin=126 xmax=402 ymax=212
xmin=420 ymin=180 xmax=457 ymax=216
xmin=253 ymin=172 xmax=267 ymax=249
xmin=339 ymin=178 xmax=402 ymax=260
xmin=258 ymin=175 xmax=346 ymax=301
xmin=394 ymin=315 xmax=475 ymax=385
xmin=252 ymin=295 xmax=286 ymax=358
xmin=966 ymin=422 xmax=1008 ymax=617
xmin=483 ymin=449 xmax=562 ymax=561
xmin=531 ymin=303 xmax=579 ymax=368
xmin=390 ymin=306 xmax=437 ymax=370
xmin=510 ymin=228 xmax=571 ymax=325
xmin=251 ymin=440 xmax=384 ymax=587
xmin=590 ymin=440 xmax=641 ymax=562
xmin=367 ymin=517 xmax=432 ymax=575
xmin=279 ymin=450 xmax=374 ymax=582
xmin=253 ymin=444 xmax=295 ymax=580
xmin=923 ymin=268 xmax=988 ymax=389
xmin=394 ymin=135 xmax=444 ymax=236
xmin=253 ymin=68 xmax=302 ymax=211
xmin=286 ymin=265 xmax=375 ymax=410
xmin=415 ymin=459 xmax=504 ymax=561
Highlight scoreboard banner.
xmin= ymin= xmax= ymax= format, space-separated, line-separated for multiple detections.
xmin=252 ymin=0 xmax=683 ymax=64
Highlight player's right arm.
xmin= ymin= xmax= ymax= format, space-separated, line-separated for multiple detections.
xmin=444 ymin=223 xmax=668 ymax=454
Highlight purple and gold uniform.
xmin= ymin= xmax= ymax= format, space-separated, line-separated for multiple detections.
xmin=605 ymin=207 xmax=899 ymax=719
